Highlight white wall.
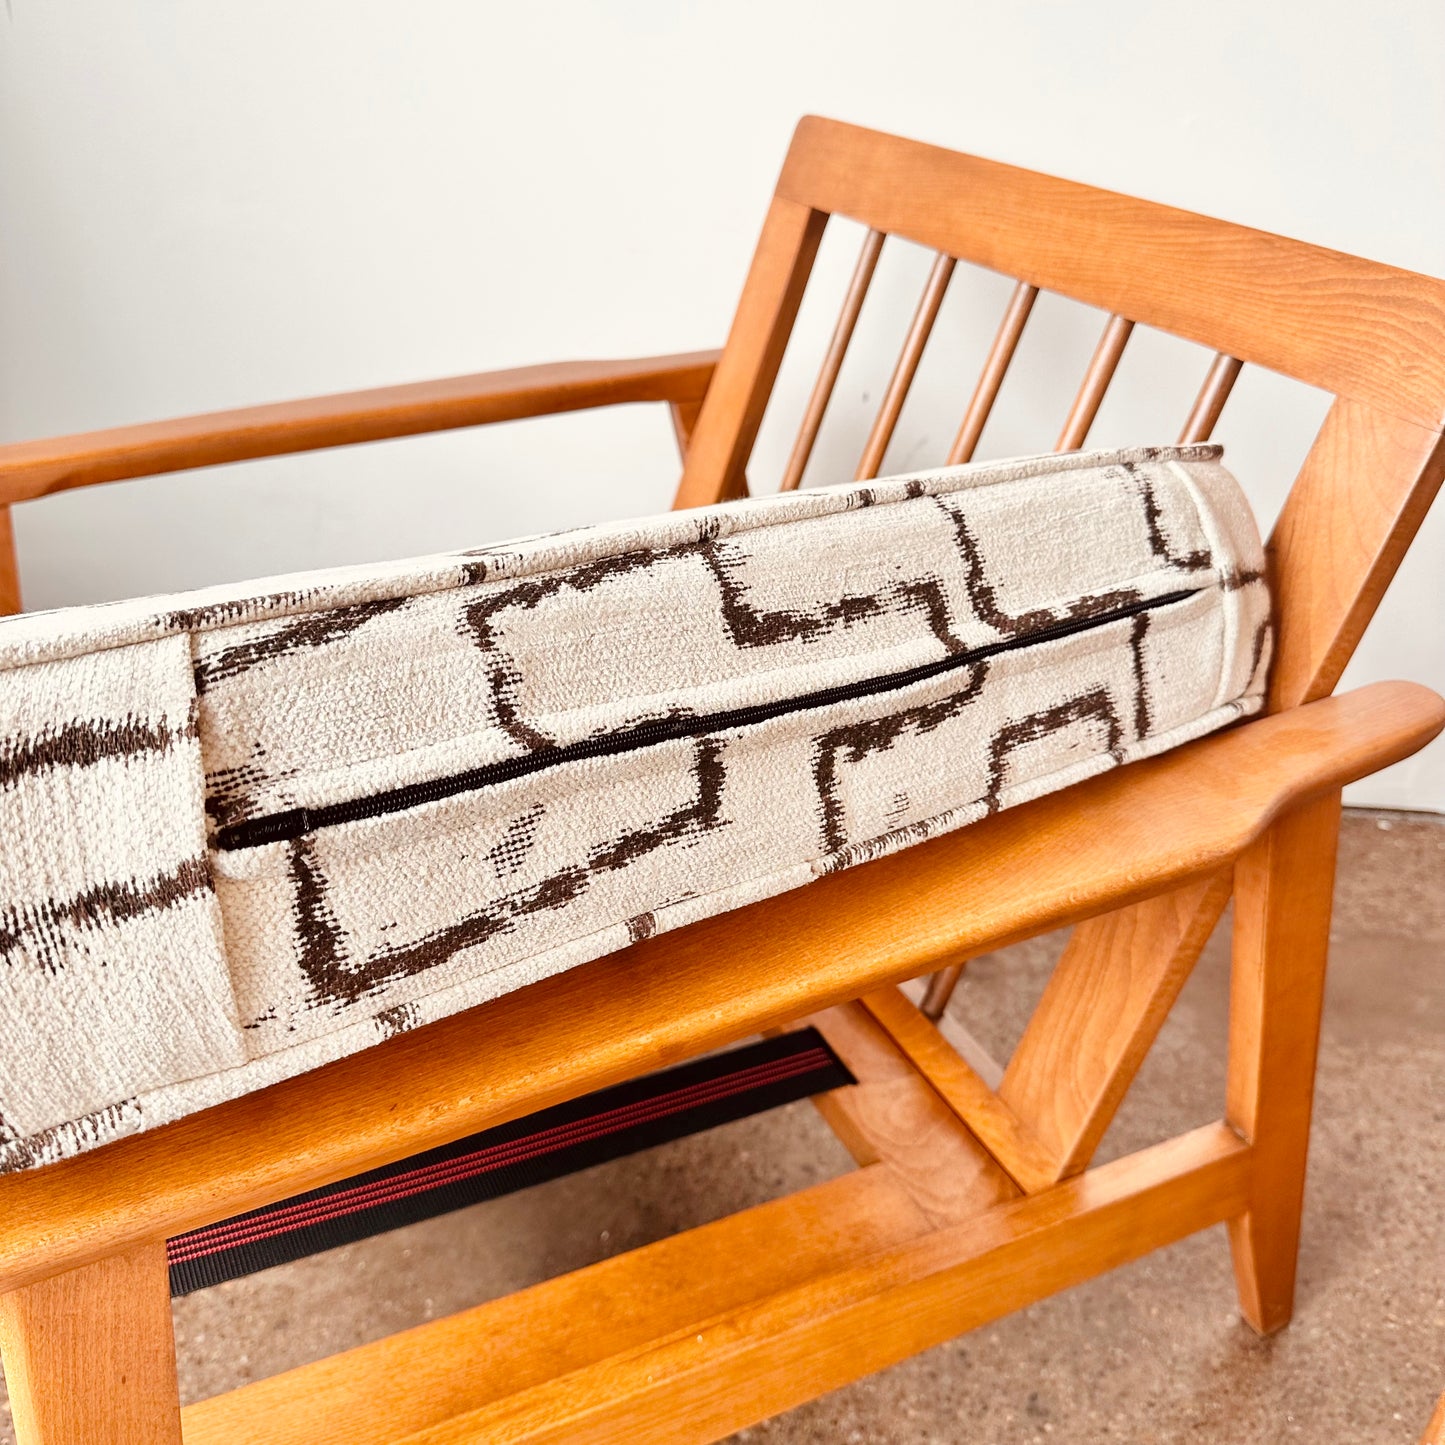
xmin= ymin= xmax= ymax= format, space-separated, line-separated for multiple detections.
xmin=1 ymin=1 xmax=1442 ymax=809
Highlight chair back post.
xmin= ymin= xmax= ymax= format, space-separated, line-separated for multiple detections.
xmin=673 ymin=196 xmax=827 ymax=508
xmin=1267 ymin=398 xmax=1445 ymax=710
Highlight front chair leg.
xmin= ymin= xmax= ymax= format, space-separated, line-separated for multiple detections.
xmin=1225 ymin=789 xmax=1342 ymax=1335
xmin=0 ymin=1241 xmax=182 ymax=1444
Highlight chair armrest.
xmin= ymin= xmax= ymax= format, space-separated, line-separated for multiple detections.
xmin=0 ymin=681 xmax=1437 ymax=1289
xmin=0 ymin=349 xmax=721 ymax=505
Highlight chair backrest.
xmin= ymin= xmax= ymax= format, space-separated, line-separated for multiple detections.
xmin=675 ymin=116 xmax=1445 ymax=715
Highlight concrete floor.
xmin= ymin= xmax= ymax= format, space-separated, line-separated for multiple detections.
xmin=1 ymin=808 xmax=1442 ymax=1442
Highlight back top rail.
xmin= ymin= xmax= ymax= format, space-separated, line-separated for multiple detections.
xmin=774 ymin=116 xmax=1445 ymax=430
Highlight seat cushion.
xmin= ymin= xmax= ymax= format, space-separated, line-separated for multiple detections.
xmin=0 ymin=443 xmax=1270 ymax=1172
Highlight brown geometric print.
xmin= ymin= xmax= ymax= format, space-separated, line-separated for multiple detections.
xmin=0 ymin=445 xmax=1270 ymax=1174
xmin=984 ymin=689 xmax=1124 ymax=814
xmin=0 ymin=854 xmax=213 ymax=971
xmin=0 ymin=635 xmax=242 ymax=1173
xmin=813 ymin=660 xmax=990 ymax=852
xmin=274 ymin=737 xmax=726 ymax=1009
xmin=193 ymin=595 xmax=412 ymax=696
xmin=0 ymin=710 xmax=196 ymax=786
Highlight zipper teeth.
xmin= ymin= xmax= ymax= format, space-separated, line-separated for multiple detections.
xmin=215 ymin=588 xmax=1200 ymax=851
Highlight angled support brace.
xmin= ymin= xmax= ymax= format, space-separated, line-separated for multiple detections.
xmin=861 ymin=987 xmax=1059 ymax=1193
xmin=998 ymin=874 xmax=1231 ymax=1179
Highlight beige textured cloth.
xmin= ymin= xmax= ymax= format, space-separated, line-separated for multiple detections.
xmin=0 ymin=444 xmax=1270 ymax=1173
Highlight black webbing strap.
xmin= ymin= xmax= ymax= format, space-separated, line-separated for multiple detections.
xmin=167 ymin=1028 xmax=853 ymax=1295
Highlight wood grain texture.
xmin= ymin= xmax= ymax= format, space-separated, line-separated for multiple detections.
xmin=0 ymin=352 xmax=720 ymax=506
xmin=181 ymin=1165 xmax=933 ymax=1445
xmin=901 ymin=977 xmax=1005 ymax=1085
xmin=182 ymin=1125 xmax=1248 ymax=1445
xmin=0 ymin=681 xmax=1433 ymax=1294
xmin=1226 ymin=791 xmax=1342 ymax=1335
xmin=1008 ymin=401 xmax=1444 ymax=1177
xmin=673 ymin=196 xmax=827 ymax=508
xmin=999 ymin=873 xmax=1233 ymax=1177
xmin=800 ymin=1002 xmax=1017 ymax=1223
xmin=752 ymin=124 xmax=1445 ymax=1236
xmin=0 ymin=1241 xmax=181 ymax=1445
xmin=777 ymin=116 xmax=1445 ymax=430
xmin=6 ymin=116 xmax=1445 ymax=1441
xmin=860 ymin=986 xmax=1059 ymax=1193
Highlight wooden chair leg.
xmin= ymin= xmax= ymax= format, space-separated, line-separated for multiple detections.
xmin=0 ymin=1241 xmax=182 ymax=1445
xmin=1420 ymin=1389 xmax=1445 ymax=1445
xmin=1225 ymin=789 xmax=1342 ymax=1336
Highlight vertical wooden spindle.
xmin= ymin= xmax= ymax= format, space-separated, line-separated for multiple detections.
xmin=855 ymin=252 xmax=957 ymax=481
xmin=919 ymin=277 xmax=1037 ymax=1015
xmin=1178 ymin=353 xmax=1243 ymax=444
xmin=947 ymin=281 xmax=1039 ymax=465
xmin=1055 ymin=313 xmax=1134 ymax=451
xmin=779 ymin=229 xmax=886 ymax=492
xmin=920 ymin=961 xmax=966 ymax=1021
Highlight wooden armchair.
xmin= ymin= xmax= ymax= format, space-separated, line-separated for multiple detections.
xmin=0 ymin=116 xmax=1442 ymax=1444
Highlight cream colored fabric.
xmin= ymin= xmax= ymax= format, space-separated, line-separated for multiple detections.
xmin=0 ymin=445 xmax=1270 ymax=1172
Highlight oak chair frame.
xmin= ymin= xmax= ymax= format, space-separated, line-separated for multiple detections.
xmin=1 ymin=116 xmax=1443 ymax=1443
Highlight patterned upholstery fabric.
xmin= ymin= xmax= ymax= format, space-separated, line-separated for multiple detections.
xmin=0 ymin=444 xmax=1270 ymax=1173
